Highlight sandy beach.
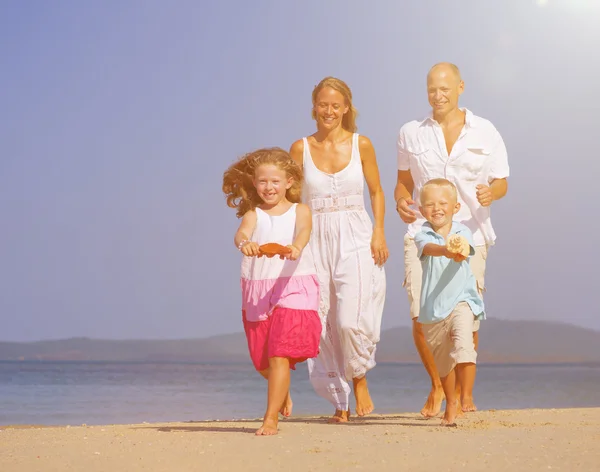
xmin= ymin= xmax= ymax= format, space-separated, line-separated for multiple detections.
xmin=1 ymin=408 xmax=599 ymax=472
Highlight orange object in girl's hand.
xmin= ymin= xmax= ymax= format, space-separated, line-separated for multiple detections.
xmin=258 ymin=243 xmax=293 ymax=259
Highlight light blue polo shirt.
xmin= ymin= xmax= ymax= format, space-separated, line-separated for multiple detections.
xmin=414 ymin=222 xmax=485 ymax=324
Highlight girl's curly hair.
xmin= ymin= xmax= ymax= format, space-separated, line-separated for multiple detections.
xmin=222 ymin=147 xmax=303 ymax=218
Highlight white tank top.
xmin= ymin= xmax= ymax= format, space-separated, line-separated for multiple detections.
xmin=302 ymin=133 xmax=366 ymax=214
xmin=240 ymin=204 xmax=317 ymax=280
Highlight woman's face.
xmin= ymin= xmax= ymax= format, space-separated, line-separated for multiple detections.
xmin=313 ymin=87 xmax=348 ymax=130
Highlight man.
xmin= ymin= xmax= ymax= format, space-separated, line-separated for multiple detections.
xmin=394 ymin=62 xmax=509 ymax=417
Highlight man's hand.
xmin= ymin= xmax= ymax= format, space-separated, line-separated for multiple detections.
xmin=476 ymin=184 xmax=494 ymax=207
xmin=396 ymin=197 xmax=417 ymax=224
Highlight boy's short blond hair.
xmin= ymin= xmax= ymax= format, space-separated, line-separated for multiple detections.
xmin=420 ymin=178 xmax=458 ymax=204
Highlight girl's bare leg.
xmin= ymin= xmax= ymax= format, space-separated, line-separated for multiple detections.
xmin=259 ymin=368 xmax=293 ymax=417
xmin=256 ymin=357 xmax=290 ymax=436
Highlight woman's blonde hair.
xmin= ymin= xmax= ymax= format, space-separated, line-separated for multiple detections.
xmin=311 ymin=76 xmax=358 ymax=132
xmin=222 ymin=147 xmax=303 ymax=218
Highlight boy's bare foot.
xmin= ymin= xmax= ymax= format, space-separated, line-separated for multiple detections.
xmin=255 ymin=417 xmax=278 ymax=436
xmin=353 ymin=376 xmax=374 ymax=416
xmin=461 ymin=396 xmax=477 ymax=412
xmin=279 ymin=392 xmax=293 ymax=417
xmin=328 ymin=409 xmax=350 ymax=423
xmin=440 ymin=400 xmax=458 ymax=427
xmin=420 ymin=386 xmax=445 ymax=418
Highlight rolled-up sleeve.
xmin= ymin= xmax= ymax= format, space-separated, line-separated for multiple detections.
xmin=488 ymin=131 xmax=510 ymax=182
xmin=397 ymin=128 xmax=410 ymax=171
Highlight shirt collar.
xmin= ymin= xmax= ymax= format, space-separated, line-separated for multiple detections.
xmin=419 ymin=108 xmax=477 ymax=128
xmin=422 ymin=221 xmax=460 ymax=237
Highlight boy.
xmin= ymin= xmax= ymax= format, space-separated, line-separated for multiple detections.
xmin=414 ymin=178 xmax=485 ymax=426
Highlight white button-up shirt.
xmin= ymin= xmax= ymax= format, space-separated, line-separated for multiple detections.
xmin=397 ymin=108 xmax=509 ymax=246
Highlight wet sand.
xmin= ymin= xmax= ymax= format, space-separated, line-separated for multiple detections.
xmin=1 ymin=408 xmax=599 ymax=471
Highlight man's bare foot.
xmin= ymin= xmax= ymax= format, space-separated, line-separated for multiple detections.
xmin=279 ymin=392 xmax=293 ymax=417
xmin=420 ymin=386 xmax=445 ymax=418
xmin=255 ymin=417 xmax=278 ymax=436
xmin=461 ymin=396 xmax=477 ymax=412
xmin=328 ymin=409 xmax=350 ymax=423
xmin=440 ymin=400 xmax=458 ymax=427
xmin=353 ymin=376 xmax=374 ymax=416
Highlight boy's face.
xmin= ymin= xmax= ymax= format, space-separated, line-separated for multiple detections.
xmin=419 ymin=185 xmax=460 ymax=230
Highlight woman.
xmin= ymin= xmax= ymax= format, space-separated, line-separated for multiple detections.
xmin=289 ymin=77 xmax=388 ymax=422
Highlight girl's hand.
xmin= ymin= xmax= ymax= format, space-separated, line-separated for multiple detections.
xmin=240 ymin=241 xmax=260 ymax=257
xmin=371 ymin=229 xmax=389 ymax=266
xmin=285 ymin=245 xmax=301 ymax=261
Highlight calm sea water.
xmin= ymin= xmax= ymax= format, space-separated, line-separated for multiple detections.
xmin=1 ymin=361 xmax=599 ymax=426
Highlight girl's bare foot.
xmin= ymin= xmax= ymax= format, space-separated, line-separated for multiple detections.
xmin=440 ymin=400 xmax=458 ymax=427
xmin=328 ymin=409 xmax=350 ymax=423
xmin=461 ymin=396 xmax=477 ymax=412
xmin=279 ymin=392 xmax=293 ymax=417
xmin=255 ymin=417 xmax=278 ymax=436
xmin=420 ymin=386 xmax=445 ymax=418
xmin=353 ymin=376 xmax=374 ymax=416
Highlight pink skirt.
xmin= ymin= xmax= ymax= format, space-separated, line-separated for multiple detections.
xmin=242 ymin=307 xmax=321 ymax=372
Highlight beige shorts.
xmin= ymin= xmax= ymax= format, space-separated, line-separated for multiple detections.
xmin=403 ymin=234 xmax=488 ymax=331
xmin=420 ymin=302 xmax=477 ymax=378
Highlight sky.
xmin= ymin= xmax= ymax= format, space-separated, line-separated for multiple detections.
xmin=1 ymin=0 xmax=599 ymax=342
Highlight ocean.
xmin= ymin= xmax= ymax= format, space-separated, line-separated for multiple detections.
xmin=1 ymin=361 xmax=599 ymax=426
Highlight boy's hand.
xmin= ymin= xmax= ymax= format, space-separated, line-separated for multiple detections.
xmin=285 ymin=245 xmax=301 ymax=261
xmin=241 ymin=241 xmax=260 ymax=257
xmin=452 ymin=253 xmax=467 ymax=263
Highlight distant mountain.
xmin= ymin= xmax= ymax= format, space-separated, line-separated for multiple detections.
xmin=1 ymin=319 xmax=599 ymax=364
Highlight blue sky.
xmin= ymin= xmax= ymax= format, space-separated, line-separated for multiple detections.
xmin=1 ymin=0 xmax=599 ymax=341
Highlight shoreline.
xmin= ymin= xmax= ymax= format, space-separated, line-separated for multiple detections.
xmin=2 ymin=408 xmax=599 ymax=471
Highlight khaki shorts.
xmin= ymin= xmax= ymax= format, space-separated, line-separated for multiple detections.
xmin=403 ymin=234 xmax=488 ymax=332
xmin=420 ymin=302 xmax=477 ymax=378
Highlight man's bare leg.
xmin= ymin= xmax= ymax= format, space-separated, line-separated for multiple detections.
xmin=413 ymin=319 xmax=445 ymax=417
xmin=259 ymin=368 xmax=293 ymax=417
xmin=354 ymin=375 xmax=374 ymax=416
xmin=256 ymin=357 xmax=290 ymax=436
xmin=439 ymin=369 xmax=458 ymax=426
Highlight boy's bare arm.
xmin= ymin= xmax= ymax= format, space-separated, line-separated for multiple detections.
xmin=422 ymin=243 xmax=453 ymax=258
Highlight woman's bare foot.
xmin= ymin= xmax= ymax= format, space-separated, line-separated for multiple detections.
xmin=255 ymin=417 xmax=279 ymax=436
xmin=279 ymin=392 xmax=293 ymax=417
xmin=328 ymin=409 xmax=350 ymax=423
xmin=353 ymin=376 xmax=374 ymax=416
xmin=461 ymin=396 xmax=477 ymax=412
xmin=440 ymin=400 xmax=458 ymax=427
xmin=420 ymin=386 xmax=445 ymax=418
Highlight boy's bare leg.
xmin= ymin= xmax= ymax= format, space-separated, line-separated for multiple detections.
xmin=413 ymin=320 xmax=445 ymax=417
xmin=439 ymin=369 xmax=458 ymax=426
xmin=256 ymin=357 xmax=290 ymax=436
xmin=454 ymin=331 xmax=478 ymax=411
xmin=456 ymin=362 xmax=477 ymax=412
xmin=258 ymin=368 xmax=293 ymax=417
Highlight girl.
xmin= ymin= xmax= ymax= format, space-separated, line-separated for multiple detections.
xmin=222 ymin=147 xmax=321 ymax=436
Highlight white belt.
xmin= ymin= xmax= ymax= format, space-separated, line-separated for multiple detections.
xmin=309 ymin=194 xmax=365 ymax=214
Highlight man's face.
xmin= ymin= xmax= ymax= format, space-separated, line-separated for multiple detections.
xmin=427 ymin=68 xmax=464 ymax=116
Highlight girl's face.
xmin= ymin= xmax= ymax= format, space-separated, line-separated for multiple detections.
xmin=253 ymin=164 xmax=292 ymax=206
